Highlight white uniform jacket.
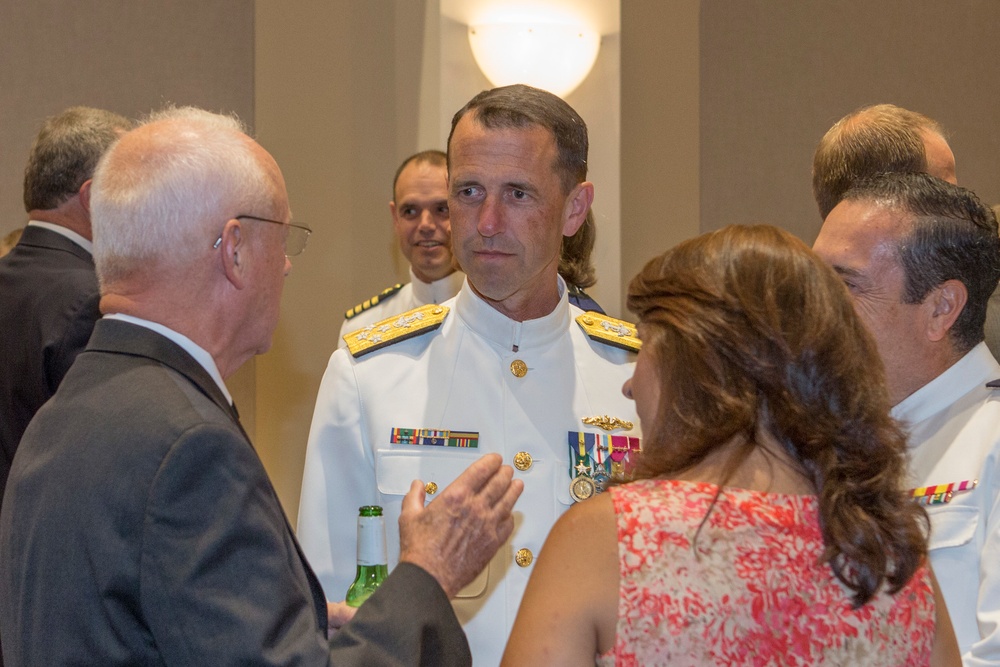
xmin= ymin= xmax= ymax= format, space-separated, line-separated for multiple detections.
xmin=299 ymin=279 xmax=639 ymax=666
xmin=337 ymin=270 xmax=465 ymax=348
xmin=893 ymin=343 xmax=1000 ymax=665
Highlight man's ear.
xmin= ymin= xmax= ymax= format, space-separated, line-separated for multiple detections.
xmin=925 ymin=279 xmax=968 ymax=343
xmin=78 ymin=179 xmax=93 ymax=213
xmin=561 ymin=181 xmax=594 ymax=237
xmin=389 ymin=200 xmax=399 ymax=226
xmin=220 ymin=218 xmax=248 ymax=290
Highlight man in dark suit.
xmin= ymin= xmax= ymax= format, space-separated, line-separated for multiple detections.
xmin=0 ymin=107 xmax=132 ymax=509
xmin=0 ymin=107 xmax=521 ymax=666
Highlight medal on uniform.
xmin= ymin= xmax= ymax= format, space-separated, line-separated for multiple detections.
xmin=570 ymin=475 xmax=596 ymax=502
xmin=567 ymin=432 xmax=597 ymax=502
xmin=567 ymin=431 xmax=642 ymax=501
xmin=592 ymin=441 xmax=609 ymax=492
xmin=607 ymin=435 xmax=640 ymax=479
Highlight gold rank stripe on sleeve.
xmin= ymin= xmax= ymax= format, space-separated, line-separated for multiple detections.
xmin=344 ymin=283 xmax=404 ymax=320
xmin=575 ymin=312 xmax=641 ymax=352
xmin=344 ymin=304 xmax=449 ymax=358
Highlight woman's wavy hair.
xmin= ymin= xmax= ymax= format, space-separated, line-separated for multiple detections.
xmin=627 ymin=224 xmax=927 ymax=607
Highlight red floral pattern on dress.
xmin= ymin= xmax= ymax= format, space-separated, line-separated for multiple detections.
xmin=596 ymin=479 xmax=934 ymax=666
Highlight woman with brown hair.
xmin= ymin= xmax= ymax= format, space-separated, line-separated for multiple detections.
xmin=502 ymin=225 xmax=958 ymax=665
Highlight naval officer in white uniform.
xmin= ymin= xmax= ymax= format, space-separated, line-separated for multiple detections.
xmin=299 ymin=85 xmax=641 ymax=666
xmin=337 ymin=150 xmax=465 ymax=346
xmin=813 ymin=172 xmax=1000 ymax=664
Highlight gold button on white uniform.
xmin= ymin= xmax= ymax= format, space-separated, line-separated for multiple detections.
xmin=515 ymin=548 xmax=533 ymax=567
xmin=510 ymin=360 xmax=527 ymax=377
xmin=513 ymin=451 xmax=532 ymax=471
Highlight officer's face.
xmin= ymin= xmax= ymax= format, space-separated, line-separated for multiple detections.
xmin=390 ymin=161 xmax=453 ymax=283
xmin=448 ymin=115 xmax=588 ymax=321
xmin=812 ymin=199 xmax=932 ymax=405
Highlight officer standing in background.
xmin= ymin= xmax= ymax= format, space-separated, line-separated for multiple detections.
xmin=338 ymin=150 xmax=464 ymax=347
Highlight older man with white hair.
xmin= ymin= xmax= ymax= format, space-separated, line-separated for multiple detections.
xmin=0 ymin=107 xmax=520 ymax=666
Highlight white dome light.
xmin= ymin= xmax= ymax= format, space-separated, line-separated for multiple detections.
xmin=468 ymin=21 xmax=601 ymax=98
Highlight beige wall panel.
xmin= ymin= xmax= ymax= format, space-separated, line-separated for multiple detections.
xmin=699 ymin=0 xmax=1000 ymax=243
xmin=620 ymin=1 xmax=701 ymax=312
xmin=0 ymin=0 xmax=254 ymax=234
xmin=254 ymin=1 xmax=407 ymax=520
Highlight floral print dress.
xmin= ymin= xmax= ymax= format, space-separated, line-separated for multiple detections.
xmin=596 ymin=479 xmax=935 ymax=666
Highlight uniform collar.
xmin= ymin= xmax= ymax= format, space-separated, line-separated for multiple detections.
xmin=410 ymin=268 xmax=465 ymax=305
xmin=892 ymin=342 xmax=1000 ymax=427
xmin=455 ymin=276 xmax=569 ymax=352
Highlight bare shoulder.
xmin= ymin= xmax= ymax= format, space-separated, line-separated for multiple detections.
xmin=538 ymin=493 xmax=618 ymax=590
xmin=502 ymin=492 xmax=619 ymax=666
xmin=553 ymin=492 xmax=616 ymax=539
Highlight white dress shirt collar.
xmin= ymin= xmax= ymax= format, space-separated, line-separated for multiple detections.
xmin=104 ymin=313 xmax=233 ymax=405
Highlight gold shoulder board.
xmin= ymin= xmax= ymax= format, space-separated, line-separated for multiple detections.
xmin=575 ymin=312 xmax=641 ymax=353
xmin=344 ymin=283 xmax=404 ymax=320
xmin=345 ymin=304 xmax=449 ymax=358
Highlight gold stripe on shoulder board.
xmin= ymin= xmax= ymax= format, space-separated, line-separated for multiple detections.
xmin=345 ymin=304 xmax=450 ymax=358
xmin=344 ymin=283 xmax=404 ymax=319
xmin=575 ymin=312 xmax=641 ymax=353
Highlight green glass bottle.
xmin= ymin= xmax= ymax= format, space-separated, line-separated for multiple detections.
xmin=345 ymin=505 xmax=388 ymax=607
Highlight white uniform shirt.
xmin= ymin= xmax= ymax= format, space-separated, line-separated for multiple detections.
xmin=893 ymin=342 xmax=1000 ymax=665
xmin=336 ymin=269 xmax=465 ymax=348
xmin=299 ymin=279 xmax=639 ymax=666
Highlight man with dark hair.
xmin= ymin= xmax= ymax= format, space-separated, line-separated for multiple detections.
xmin=0 ymin=107 xmax=521 ymax=665
xmin=813 ymin=172 xmax=1000 ymax=662
xmin=0 ymin=106 xmax=132 ymax=511
xmin=813 ymin=103 xmax=999 ymax=364
xmin=338 ymin=150 xmax=464 ymax=346
xmin=299 ymin=85 xmax=639 ymax=665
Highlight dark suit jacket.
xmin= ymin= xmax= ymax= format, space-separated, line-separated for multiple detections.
xmin=0 ymin=225 xmax=101 ymax=507
xmin=0 ymin=319 xmax=469 ymax=666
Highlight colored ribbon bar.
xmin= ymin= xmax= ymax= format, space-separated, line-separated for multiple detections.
xmin=390 ymin=427 xmax=479 ymax=448
xmin=916 ymin=492 xmax=953 ymax=506
xmin=911 ymin=479 xmax=977 ymax=498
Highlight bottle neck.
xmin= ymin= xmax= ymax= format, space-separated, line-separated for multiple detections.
xmin=356 ymin=515 xmax=387 ymax=566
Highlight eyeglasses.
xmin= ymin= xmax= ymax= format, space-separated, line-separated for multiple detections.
xmin=213 ymin=215 xmax=312 ymax=257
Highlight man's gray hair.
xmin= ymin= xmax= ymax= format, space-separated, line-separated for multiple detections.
xmin=91 ymin=107 xmax=273 ymax=287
